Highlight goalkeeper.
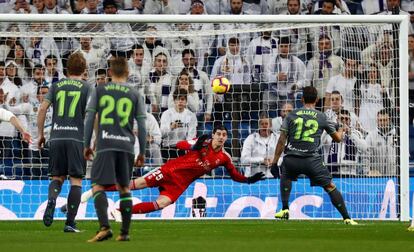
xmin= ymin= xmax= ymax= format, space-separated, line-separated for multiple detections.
xmin=69 ymin=125 xmax=264 ymax=219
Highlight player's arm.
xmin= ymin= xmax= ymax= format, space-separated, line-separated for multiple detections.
xmin=0 ymin=108 xmax=31 ymax=143
xmin=328 ymin=120 xmax=344 ymax=143
xmin=37 ymin=100 xmax=51 ymax=148
xmin=135 ymin=92 xmax=147 ymax=167
xmin=272 ymin=130 xmax=287 ymax=165
xmin=224 ymin=155 xmax=264 ymax=184
xmin=84 ymin=88 xmax=98 ymax=160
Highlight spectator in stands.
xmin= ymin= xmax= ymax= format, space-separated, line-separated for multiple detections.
xmin=44 ymin=0 xmax=69 ymax=13
xmin=361 ymin=40 xmax=394 ymax=106
xmin=148 ymin=50 xmax=173 ymax=118
xmin=6 ymin=42 xmax=33 ymax=81
xmin=324 ymin=57 xmax=358 ymax=112
xmin=0 ymin=37 xmax=17 ymax=62
xmin=80 ymin=0 xmax=102 ymax=13
xmin=10 ymin=0 xmax=38 ymax=13
xmin=357 ymin=64 xmax=385 ymax=132
xmin=32 ymin=0 xmax=46 ymax=13
xmin=325 ymin=90 xmax=363 ymax=132
xmin=143 ymin=0 xmax=177 ymax=14
xmin=242 ymin=0 xmax=268 ymax=14
xmin=44 ymin=54 xmax=65 ymax=85
xmin=181 ymin=48 xmax=212 ymax=121
xmin=128 ymin=44 xmax=151 ymax=111
xmin=160 ymin=88 xmax=197 ymax=162
xmin=264 ymin=36 xmax=306 ymax=115
xmin=305 ymin=35 xmax=343 ymax=108
xmin=5 ymin=60 xmax=23 ymax=87
xmin=267 ymin=0 xmax=288 ymax=14
xmin=322 ymin=109 xmax=367 ymax=175
xmin=95 ymin=68 xmax=107 ymax=86
xmin=211 ymin=37 xmax=250 ymax=86
xmin=271 ymin=102 xmax=293 ymax=134
xmin=364 ymin=109 xmax=397 ymax=176
xmin=361 ymin=0 xmax=386 ymax=14
xmin=20 ymin=64 xmax=47 ymax=100
xmin=74 ymin=36 xmax=107 ymax=84
xmin=0 ymin=61 xmax=21 ymax=171
xmin=23 ymin=23 xmax=62 ymax=69
xmin=102 ymin=0 xmax=137 ymax=58
xmin=204 ymin=0 xmax=228 ymax=14
xmin=217 ymin=0 xmax=254 ymax=57
xmin=142 ymin=112 xmax=162 ymax=166
xmin=241 ymin=114 xmax=280 ymax=178
xmin=142 ymin=26 xmax=165 ymax=70
xmin=246 ymin=31 xmax=278 ymax=85
xmin=168 ymin=70 xmax=200 ymax=113
xmin=312 ymin=0 xmax=350 ymax=14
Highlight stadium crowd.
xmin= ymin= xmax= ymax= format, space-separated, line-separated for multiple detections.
xmin=0 ymin=0 xmax=411 ymax=179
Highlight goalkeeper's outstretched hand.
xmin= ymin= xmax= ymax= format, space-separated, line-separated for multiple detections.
xmin=192 ymin=134 xmax=209 ymax=151
xmin=246 ymin=172 xmax=265 ymax=184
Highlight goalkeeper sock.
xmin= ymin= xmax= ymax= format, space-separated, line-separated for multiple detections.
xmin=132 ymin=201 xmax=160 ymax=214
xmin=280 ymin=177 xmax=292 ymax=210
xmin=66 ymin=185 xmax=81 ymax=226
xmin=327 ymin=188 xmax=350 ymax=220
xmin=48 ymin=180 xmax=62 ymax=200
xmin=119 ymin=193 xmax=132 ymax=235
xmin=93 ymin=191 xmax=110 ymax=229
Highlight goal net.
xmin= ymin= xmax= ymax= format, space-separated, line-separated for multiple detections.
xmin=0 ymin=14 xmax=409 ymax=221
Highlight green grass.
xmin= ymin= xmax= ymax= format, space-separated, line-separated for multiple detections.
xmin=0 ymin=220 xmax=413 ymax=252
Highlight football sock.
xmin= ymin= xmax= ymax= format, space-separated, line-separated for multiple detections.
xmin=280 ymin=177 xmax=292 ymax=210
xmin=93 ymin=191 xmax=110 ymax=229
xmin=132 ymin=201 xmax=160 ymax=214
xmin=48 ymin=180 xmax=62 ymax=200
xmin=327 ymin=188 xmax=350 ymax=220
xmin=66 ymin=185 xmax=82 ymax=226
xmin=119 ymin=193 xmax=132 ymax=235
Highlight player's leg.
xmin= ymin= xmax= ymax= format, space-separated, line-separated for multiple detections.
xmin=63 ymin=176 xmax=82 ymax=232
xmin=323 ymin=182 xmax=357 ymax=225
xmin=87 ymin=152 xmax=116 ymax=242
xmin=114 ymin=152 xmax=135 ymax=241
xmin=275 ymin=159 xmax=295 ymax=220
xmin=44 ymin=140 xmax=69 ymax=227
xmin=131 ymin=195 xmax=173 ymax=214
xmin=64 ymin=141 xmax=85 ymax=232
xmin=44 ymin=175 xmax=65 ymax=227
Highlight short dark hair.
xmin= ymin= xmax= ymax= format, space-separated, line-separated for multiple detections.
xmin=213 ymin=124 xmax=228 ymax=134
xmin=95 ymin=68 xmax=107 ymax=77
xmin=132 ymin=44 xmax=144 ymax=51
xmin=173 ymin=88 xmax=188 ymax=101
xmin=278 ymin=36 xmax=290 ymax=45
xmin=340 ymin=109 xmax=350 ymax=116
xmin=228 ymin=37 xmax=240 ymax=45
xmin=323 ymin=0 xmax=335 ymax=6
xmin=182 ymin=49 xmax=195 ymax=58
xmin=44 ymin=54 xmax=58 ymax=66
xmin=378 ymin=108 xmax=390 ymax=117
xmin=0 ymin=61 xmax=6 ymax=67
xmin=302 ymin=86 xmax=318 ymax=104
xmin=331 ymin=90 xmax=343 ymax=100
xmin=110 ymin=57 xmax=128 ymax=78
xmin=67 ymin=52 xmax=86 ymax=76
xmin=37 ymin=85 xmax=49 ymax=95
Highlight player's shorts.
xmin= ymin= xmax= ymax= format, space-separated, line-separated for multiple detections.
xmin=48 ymin=140 xmax=85 ymax=178
xmin=144 ymin=167 xmax=187 ymax=203
xmin=91 ymin=151 xmax=134 ymax=187
xmin=281 ymin=155 xmax=332 ymax=187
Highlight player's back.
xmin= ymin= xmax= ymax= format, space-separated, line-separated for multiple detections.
xmin=94 ymin=82 xmax=145 ymax=154
xmin=46 ymin=78 xmax=91 ymax=142
xmin=282 ymin=107 xmax=336 ymax=157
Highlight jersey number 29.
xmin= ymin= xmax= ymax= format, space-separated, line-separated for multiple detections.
xmin=99 ymin=95 xmax=132 ymax=127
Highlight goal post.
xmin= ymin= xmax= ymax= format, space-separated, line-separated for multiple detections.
xmin=0 ymin=14 xmax=410 ymax=221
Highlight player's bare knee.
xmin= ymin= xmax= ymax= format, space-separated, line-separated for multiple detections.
xmin=52 ymin=176 xmax=65 ymax=183
xmin=69 ymin=177 xmax=82 ymax=186
xmin=118 ymin=186 xmax=130 ymax=194
xmin=156 ymin=197 xmax=172 ymax=209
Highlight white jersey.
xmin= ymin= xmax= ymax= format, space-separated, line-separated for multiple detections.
xmin=160 ymin=107 xmax=197 ymax=147
xmin=325 ymin=74 xmax=356 ymax=112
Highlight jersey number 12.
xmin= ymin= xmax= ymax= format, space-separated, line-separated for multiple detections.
xmin=293 ymin=117 xmax=318 ymax=143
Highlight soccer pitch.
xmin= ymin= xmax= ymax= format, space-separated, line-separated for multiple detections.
xmin=0 ymin=220 xmax=412 ymax=252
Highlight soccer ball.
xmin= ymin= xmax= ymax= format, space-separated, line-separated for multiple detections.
xmin=211 ymin=76 xmax=231 ymax=94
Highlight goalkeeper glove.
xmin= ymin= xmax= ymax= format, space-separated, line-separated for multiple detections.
xmin=270 ymin=163 xmax=280 ymax=178
xmin=192 ymin=134 xmax=209 ymax=151
xmin=246 ymin=172 xmax=265 ymax=184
